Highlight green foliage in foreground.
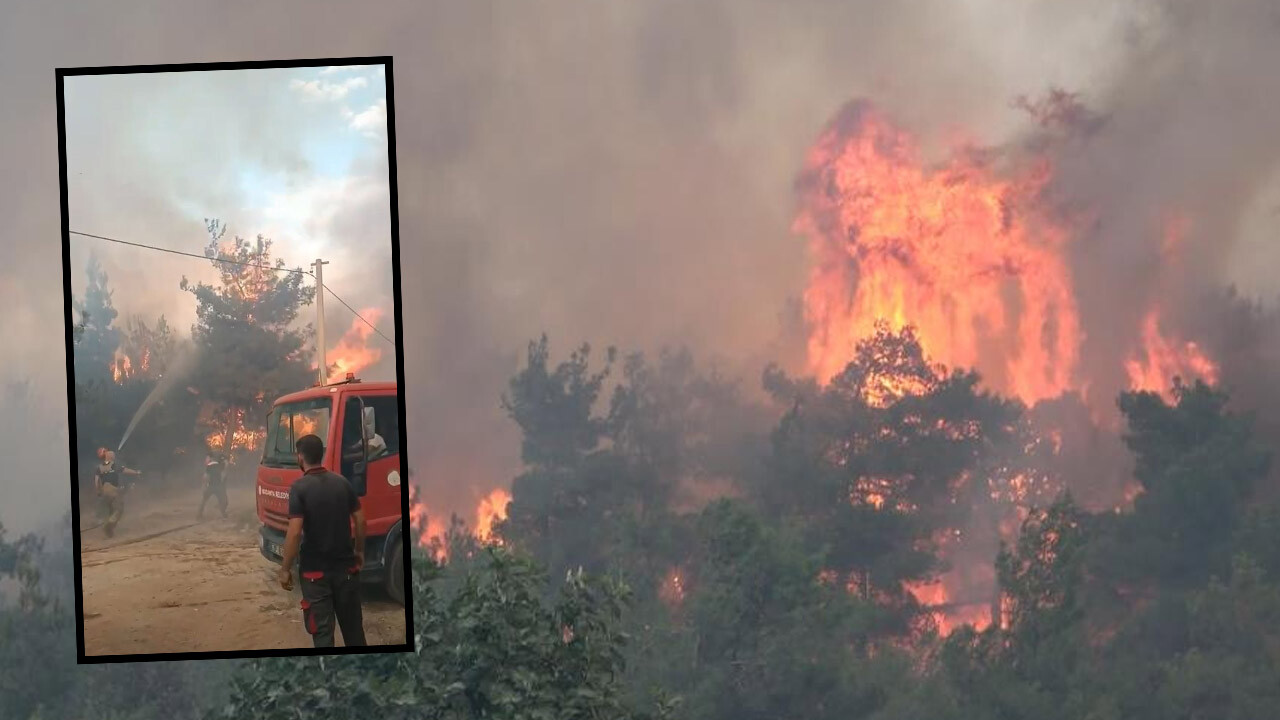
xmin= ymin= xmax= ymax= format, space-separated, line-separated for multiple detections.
xmin=216 ymin=548 xmax=672 ymax=720
xmin=5 ymin=333 xmax=1280 ymax=720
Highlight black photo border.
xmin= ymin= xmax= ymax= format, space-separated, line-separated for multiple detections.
xmin=56 ymin=56 xmax=414 ymax=664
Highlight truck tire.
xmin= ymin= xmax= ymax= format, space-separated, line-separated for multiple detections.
xmin=384 ymin=539 xmax=405 ymax=605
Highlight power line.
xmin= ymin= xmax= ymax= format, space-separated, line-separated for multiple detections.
xmin=70 ymin=230 xmax=310 ymax=277
xmin=70 ymin=229 xmax=396 ymax=345
xmin=319 ymin=281 xmax=395 ymax=344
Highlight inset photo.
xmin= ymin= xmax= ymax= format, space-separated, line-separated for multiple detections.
xmin=56 ymin=58 xmax=410 ymax=662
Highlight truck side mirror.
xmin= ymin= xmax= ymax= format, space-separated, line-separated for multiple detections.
xmin=352 ymin=460 xmax=368 ymax=497
xmin=352 ymin=398 xmax=369 ymax=461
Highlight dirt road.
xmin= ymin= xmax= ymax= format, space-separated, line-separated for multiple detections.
xmin=79 ymin=483 xmax=407 ymax=656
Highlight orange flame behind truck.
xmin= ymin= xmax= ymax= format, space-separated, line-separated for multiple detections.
xmin=255 ymin=374 xmax=407 ymax=604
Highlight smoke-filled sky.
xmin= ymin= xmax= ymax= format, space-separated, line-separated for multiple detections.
xmin=64 ymin=64 xmax=396 ymax=379
xmin=3 ymin=0 xmax=1280 ymax=533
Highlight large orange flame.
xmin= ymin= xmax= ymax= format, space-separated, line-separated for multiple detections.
xmin=325 ymin=308 xmax=384 ymax=383
xmin=798 ymin=102 xmax=1219 ymax=406
xmin=474 ymin=489 xmax=512 ymax=543
xmin=408 ymin=485 xmax=512 ymax=563
xmin=1124 ymin=217 xmax=1219 ymax=400
xmin=905 ymin=578 xmax=994 ymax=636
xmin=796 ymin=102 xmax=1081 ymax=405
xmin=409 ymin=486 xmax=450 ymax=562
xmin=1125 ymin=308 xmax=1218 ymax=402
xmin=796 ymin=102 xmax=1222 ymax=638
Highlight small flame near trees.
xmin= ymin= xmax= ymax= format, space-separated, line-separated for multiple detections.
xmin=204 ymin=408 xmax=263 ymax=456
xmin=659 ymin=567 xmax=687 ymax=609
xmin=409 ymin=485 xmax=512 ymax=563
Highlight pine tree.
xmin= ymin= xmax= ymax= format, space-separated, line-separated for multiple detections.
xmin=71 ymin=253 xmax=124 ymax=470
xmin=182 ymin=220 xmax=316 ymax=458
xmin=71 ymin=253 xmax=122 ymax=388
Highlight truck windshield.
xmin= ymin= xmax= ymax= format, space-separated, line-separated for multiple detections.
xmin=261 ymin=397 xmax=332 ymax=468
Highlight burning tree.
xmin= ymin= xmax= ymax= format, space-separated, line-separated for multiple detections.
xmin=795 ymin=99 xmax=1219 ymax=416
xmin=114 ymin=315 xmax=175 ymax=383
xmin=182 ymin=220 xmax=315 ymax=460
xmin=109 ymin=314 xmax=201 ymax=481
xmin=68 ymin=256 xmax=199 ymax=482
xmin=763 ymin=324 xmax=1055 ymax=636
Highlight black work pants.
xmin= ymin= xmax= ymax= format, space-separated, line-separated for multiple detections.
xmin=199 ymin=482 xmax=228 ymax=518
xmin=299 ymin=568 xmax=367 ymax=647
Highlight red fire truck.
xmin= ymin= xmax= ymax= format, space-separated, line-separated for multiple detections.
xmin=255 ymin=374 xmax=406 ymax=604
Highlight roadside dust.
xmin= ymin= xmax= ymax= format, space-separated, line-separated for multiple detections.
xmin=79 ymin=482 xmax=408 ymax=655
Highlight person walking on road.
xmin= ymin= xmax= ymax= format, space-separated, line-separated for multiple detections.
xmin=95 ymin=448 xmax=141 ymax=538
xmin=198 ymin=452 xmax=229 ymax=520
xmin=276 ymin=434 xmax=368 ymax=647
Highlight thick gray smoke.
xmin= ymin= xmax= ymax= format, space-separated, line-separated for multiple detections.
xmin=2 ymin=0 xmax=1279 ymax=532
xmin=1040 ymin=0 xmax=1280 ymax=411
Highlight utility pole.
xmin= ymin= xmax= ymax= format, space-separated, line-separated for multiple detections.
xmin=314 ymin=258 xmax=329 ymax=385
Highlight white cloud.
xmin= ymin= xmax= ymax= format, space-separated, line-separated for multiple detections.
xmin=249 ymin=172 xmax=396 ymax=347
xmin=255 ymin=173 xmax=387 ymax=246
xmin=320 ymin=64 xmax=377 ymax=75
xmin=289 ymin=75 xmax=369 ymax=101
xmin=348 ymin=98 xmax=387 ymax=139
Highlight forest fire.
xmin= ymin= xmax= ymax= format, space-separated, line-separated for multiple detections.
xmin=110 ymin=352 xmax=134 ymax=384
xmin=409 ymin=485 xmax=512 ymax=562
xmin=659 ymin=567 xmax=687 ymax=609
xmin=796 ymin=100 xmax=1219 ymax=408
xmin=214 ymin=234 xmax=273 ymax=308
xmin=794 ymin=100 xmax=1224 ymax=638
xmin=109 ymin=318 xmax=168 ymax=385
xmin=324 ymin=308 xmax=384 ymax=383
xmin=205 ymin=408 xmax=263 ymax=453
xmin=905 ymin=579 xmax=992 ymax=635
xmin=474 ymin=488 xmax=512 ymax=543
xmin=409 ymin=487 xmax=450 ymax=562
xmin=1125 ymin=309 xmax=1218 ymax=402
xmin=796 ymin=101 xmax=1080 ymax=406
xmin=110 ymin=347 xmax=153 ymax=384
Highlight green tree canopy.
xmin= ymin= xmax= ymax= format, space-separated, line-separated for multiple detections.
xmin=761 ymin=324 xmax=1044 ymax=631
xmin=1112 ymin=379 xmax=1272 ymax=588
xmin=72 ymin=252 xmax=121 ymax=388
xmin=181 ymin=220 xmax=316 ymax=454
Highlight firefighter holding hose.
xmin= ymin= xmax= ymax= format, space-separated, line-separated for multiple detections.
xmin=198 ymin=451 xmax=229 ymax=520
xmin=95 ymin=448 xmax=141 ymax=538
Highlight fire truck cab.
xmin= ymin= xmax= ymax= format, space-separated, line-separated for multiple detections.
xmin=255 ymin=375 xmax=406 ymax=604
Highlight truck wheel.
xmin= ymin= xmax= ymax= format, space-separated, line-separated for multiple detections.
xmin=384 ymin=540 xmax=405 ymax=605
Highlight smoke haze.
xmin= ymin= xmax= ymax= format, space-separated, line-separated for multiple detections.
xmin=2 ymin=0 xmax=1279 ymax=531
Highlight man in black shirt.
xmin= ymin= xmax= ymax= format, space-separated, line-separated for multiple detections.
xmin=277 ymin=434 xmax=367 ymax=647
xmin=198 ymin=452 xmax=228 ymax=520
